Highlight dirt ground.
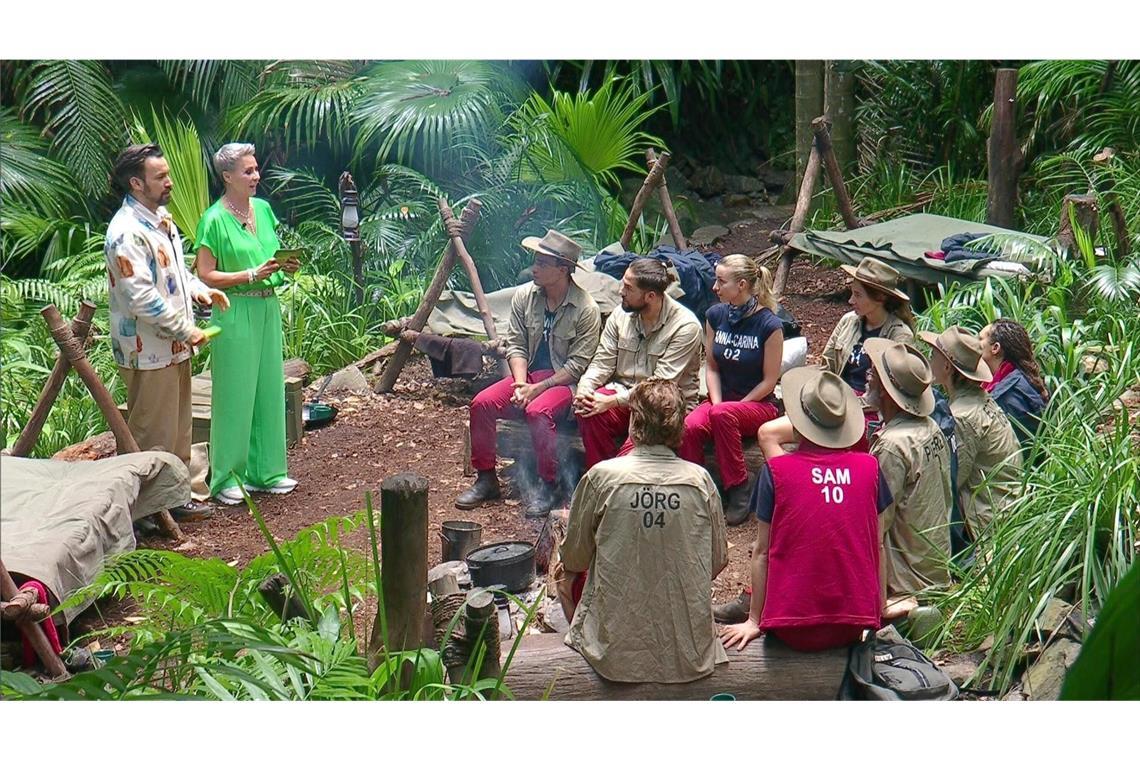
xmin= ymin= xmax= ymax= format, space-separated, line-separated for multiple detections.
xmin=72 ymin=223 xmax=853 ymax=642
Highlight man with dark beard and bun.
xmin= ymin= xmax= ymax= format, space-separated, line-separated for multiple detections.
xmin=573 ymin=257 xmax=702 ymax=468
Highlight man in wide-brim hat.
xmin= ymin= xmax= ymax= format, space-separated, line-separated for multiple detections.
xmin=918 ymin=326 xmax=1022 ymax=544
xmin=456 ymin=229 xmax=602 ymax=517
xmin=863 ymin=338 xmax=953 ymax=605
xmin=720 ymin=367 xmax=890 ymax=653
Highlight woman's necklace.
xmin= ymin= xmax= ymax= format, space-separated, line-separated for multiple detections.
xmin=224 ymin=197 xmax=256 ymax=234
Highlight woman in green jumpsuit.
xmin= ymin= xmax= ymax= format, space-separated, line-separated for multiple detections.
xmin=194 ymin=142 xmax=299 ymax=505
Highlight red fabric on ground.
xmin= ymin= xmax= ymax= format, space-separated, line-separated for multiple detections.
xmin=18 ymin=580 xmax=62 ymax=669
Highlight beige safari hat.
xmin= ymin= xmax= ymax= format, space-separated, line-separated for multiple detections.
xmin=918 ymin=326 xmax=993 ymax=383
xmin=864 ymin=338 xmax=936 ymax=416
xmin=840 ymin=258 xmax=910 ymax=302
xmin=521 ymin=229 xmax=585 ymax=269
xmin=782 ymin=367 xmax=866 ymax=449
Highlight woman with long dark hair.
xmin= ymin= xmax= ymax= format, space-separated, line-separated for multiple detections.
xmin=978 ymin=318 xmax=1049 ymax=445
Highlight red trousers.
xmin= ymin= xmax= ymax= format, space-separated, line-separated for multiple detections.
xmin=469 ymin=370 xmax=572 ymax=483
xmin=679 ymin=399 xmax=779 ymax=489
xmin=575 ymin=388 xmax=635 ymax=469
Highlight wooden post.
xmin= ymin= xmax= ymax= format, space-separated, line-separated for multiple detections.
xmin=1056 ymin=193 xmax=1100 ymax=257
xmin=986 ymin=68 xmax=1021 ymax=229
xmin=646 ymin=149 xmax=687 ymax=249
xmin=811 ymin=116 xmax=862 ymax=230
xmin=502 ymin=632 xmax=848 ymax=700
xmin=773 ymin=143 xmax=823 ymax=297
xmin=824 ymin=61 xmax=857 ymax=176
xmin=619 ymin=156 xmax=669 ymax=250
xmin=0 ymin=559 xmax=68 ymax=678
xmin=375 ymin=200 xmax=481 ymax=393
xmin=10 ymin=301 xmax=97 ymax=457
xmin=461 ymin=588 xmax=501 ymax=690
xmin=366 ymin=473 xmax=430 ymax=675
xmin=437 ymin=198 xmax=506 ymax=377
xmin=40 ymin=306 xmax=182 ymax=540
xmin=1093 ymin=148 xmax=1130 ymax=257
xmin=794 ymin=61 xmax=825 ymax=200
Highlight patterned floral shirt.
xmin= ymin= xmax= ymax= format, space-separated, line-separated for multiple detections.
xmin=105 ymin=196 xmax=208 ymax=370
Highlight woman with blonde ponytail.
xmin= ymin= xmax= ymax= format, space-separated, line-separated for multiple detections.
xmin=679 ymin=254 xmax=784 ymax=525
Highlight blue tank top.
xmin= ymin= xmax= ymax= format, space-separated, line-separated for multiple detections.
xmin=706 ymin=303 xmax=783 ymax=401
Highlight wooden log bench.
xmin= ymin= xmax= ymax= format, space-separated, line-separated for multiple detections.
xmin=502 ymin=632 xmax=848 ymax=700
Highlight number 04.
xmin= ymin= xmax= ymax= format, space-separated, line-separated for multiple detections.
xmin=820 ymin=486 xmax=844 ymax=504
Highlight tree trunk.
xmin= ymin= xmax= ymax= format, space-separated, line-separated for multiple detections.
xmin=502 ymin=632 xmax=848 ymax=700
xmin=1056 ymin=194 xmax=1100 ymax=257
xmin=794 ymin=61 xmax=825 ymax=203
xmin=824 ymin=61 xmax=857 ymax=175
xmin=986 ymin=68 xmax=1021 ymax=229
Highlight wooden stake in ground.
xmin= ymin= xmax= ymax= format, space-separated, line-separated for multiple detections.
xmin=812 ymin=116 xmax=862 ymax=231
xmin=0 ymin=559 xmax=68 ymax=678
xmin=10 ymin=301 xmax=97 ymax=458
xmin=772 ymin=140 xmax=823 ymax=297
xmin=40 ymin=305 xmax=182 ymax=540
xmin=1056 ymin=193 xmax=1100 ymax=257
xmin=619 ymin=156 xmax=669 ymax=250
xmin=375 ymin=199 xmax=482 ymax=393
xmin=366 ymin=473 xmax=430 ymax=677
xmin=1093 ymin=147 xmax=1131 ymax=258
xmin=646 ymin=149 xmax=686 ymax=249
xmin=986 ymin=68 xmax=1021 ymax=229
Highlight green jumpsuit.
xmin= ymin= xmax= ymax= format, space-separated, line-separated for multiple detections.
xmin=195 ymin=198 xmax=289 ymax=495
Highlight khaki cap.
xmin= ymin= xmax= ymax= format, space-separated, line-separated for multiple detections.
xmin=864 ymin=337 xmax=935 ymax=416
xmin=782 ymin=367 xmax=866 ymax=449
xmin=918 ymin=326 xmax=993 ymax=383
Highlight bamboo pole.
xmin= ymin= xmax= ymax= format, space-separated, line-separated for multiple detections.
xmin=0 ymin=559 xmax=68 ymax=678
xmin=40 ymin=305 xmax=182 ymax=540
xmin=619 ymin=157 xmax=669 ymax=250
xmin=772 ymin=142 xmax=823 ymax=297
xmin=646 ymin=149 xmax=687 ymax=249
xmin=811 ymin=116 xmax=862 ymax=231
xmin=10 ymin=301 xmax=97 ymax=457
xmin=375 ymin=200 xmax=482 ymax=393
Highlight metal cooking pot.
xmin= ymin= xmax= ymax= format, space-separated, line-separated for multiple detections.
xmin=465 ymin=541 xmax=535 ymax=594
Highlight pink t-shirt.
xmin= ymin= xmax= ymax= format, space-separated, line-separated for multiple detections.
xmin=759 ymin=443 xmax=885 ymax=636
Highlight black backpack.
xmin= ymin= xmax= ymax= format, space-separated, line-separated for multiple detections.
xmin=840 ymin=626 xmax=959 ymax=701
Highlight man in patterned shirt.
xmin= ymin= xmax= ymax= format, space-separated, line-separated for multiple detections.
xmin=105 ymin=144 xmax=229 ymax=522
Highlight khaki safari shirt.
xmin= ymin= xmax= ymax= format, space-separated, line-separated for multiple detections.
xmin=561 ymin=445 xmax=729 ymax=683
xmin=821 ymin=311 xmax=914 ymax=375
xmin=577 ymin=294 xmax=703 ymax=411
xmin=504 ymin=280 xmax=601 ymax=382
xmin=871 ymin=412 xmax=953 ymax=596
xmin=950 ymin=385 xmax=1023 ymax=539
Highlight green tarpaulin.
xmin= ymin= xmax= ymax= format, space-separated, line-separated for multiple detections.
xmin=790 ymin=213 xmax=1048 ymax=289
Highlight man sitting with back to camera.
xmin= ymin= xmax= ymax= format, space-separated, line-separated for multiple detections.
xmin=560 ymin=378 xmax=728 ymax=683
xmin=720 ymin=367 xmax=890 ymax=654
xmin=863 ymin=337 xmax=954 ymax=609
xmin=573 ymin=257 xmax=703 ymax=468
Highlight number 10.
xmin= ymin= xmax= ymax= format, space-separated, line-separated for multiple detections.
xmin=820 ymin=486 xmax=844 ymax=504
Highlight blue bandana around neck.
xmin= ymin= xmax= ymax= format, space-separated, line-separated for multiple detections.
xmin=727 ymin=295 xmax=758 ymax=325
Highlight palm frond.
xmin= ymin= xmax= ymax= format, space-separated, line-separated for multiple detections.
xmin=17 ymin=60 xmax=129 ymax=197
xmin=225 ymin=74 xmax=363 ymax=155
xmin=130 ymin=109 xmax=211 ymax=242
xmin=0 ymin=106 xmax=77 ymax=216
xmin=160 ymin=60 xmax=265 ymax=113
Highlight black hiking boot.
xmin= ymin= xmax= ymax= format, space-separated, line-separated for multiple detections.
xmin=170 ymin=501 xmax=213 ymax=523
xmin=713 ymin=590 xmax=752 ymax=625
xmin=723 ymin=483 xmax=753 ymax=526
xmin=525 ymin=480 xmax=562 ymax=518
xmin=455 ymin=470 xmax=501 ymax=509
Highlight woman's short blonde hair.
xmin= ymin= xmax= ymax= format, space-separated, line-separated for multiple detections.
xmin=718 ymin=254 xmax=777 ymax=311
xmin=628 ymin=378 xmax=685 ymax=449
xmin=212 ymin=142 xmax=256 ymax=178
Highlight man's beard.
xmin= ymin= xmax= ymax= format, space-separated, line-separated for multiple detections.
xmin=620 ymin=299 xmax=645 ymax=314
xmin=863 ymin=386 xmax=882 ymax=411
